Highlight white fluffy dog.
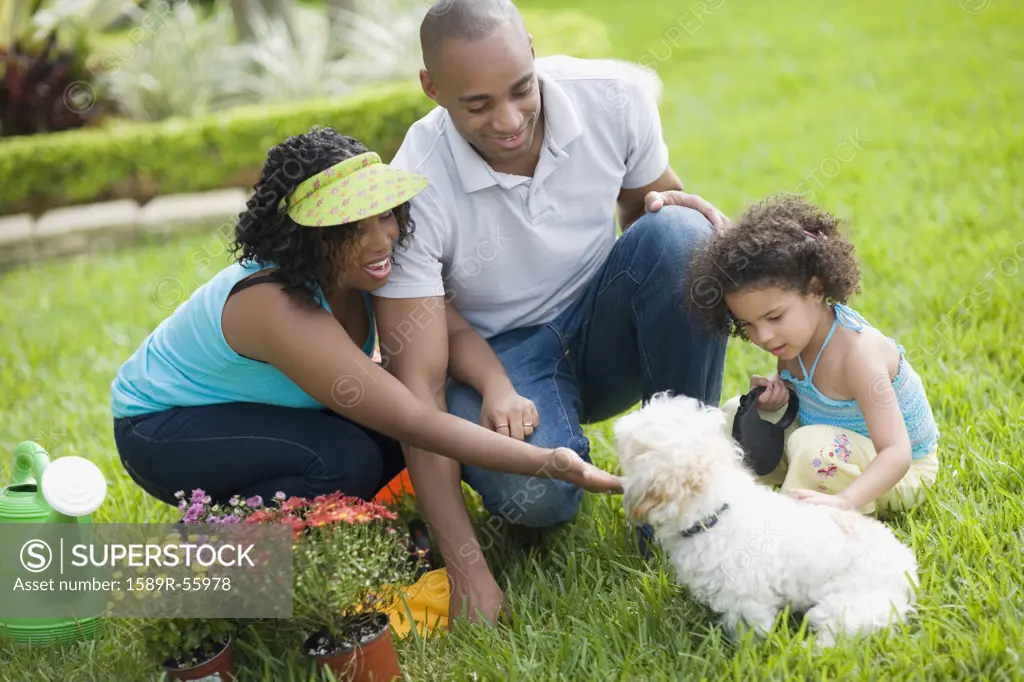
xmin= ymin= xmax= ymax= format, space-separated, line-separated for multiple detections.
xmin=613 ymin=392 xmax=919 ymax=647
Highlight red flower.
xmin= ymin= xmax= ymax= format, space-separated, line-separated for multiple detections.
xmin=307 ymin=506 xmax=356 ymax=528
xmin=280 ymin=514 xmax=308 ymax=541
xmin=245 ymin=509 xmax=277 ymax=524
xmin=278 ymin=496 xmax=311 ymax=514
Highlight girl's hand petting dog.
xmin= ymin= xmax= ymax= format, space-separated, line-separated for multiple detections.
xmin=787 ymin=488 xmax=854 ymax=510
xmin=750 ymin=374 xmax=790 ymax=411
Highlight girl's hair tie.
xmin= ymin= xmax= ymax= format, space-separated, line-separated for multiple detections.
xmin=804 ymin=230 xmax=826 ymax=241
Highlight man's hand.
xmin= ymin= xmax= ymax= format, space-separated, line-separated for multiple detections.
xmin=448 ymin=566 xmax=507 ymax=626
xmin=481 ymin=386 xmax=540 ymax=441
xmin=644 ymin=190 xmax=731 ymax=232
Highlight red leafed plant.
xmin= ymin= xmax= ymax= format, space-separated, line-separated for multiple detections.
xmin=0 ymin=30 xmax=102 ymax=137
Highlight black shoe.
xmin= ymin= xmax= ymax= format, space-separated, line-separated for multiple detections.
xmin=636 ymin=524 xmax=655 ymax=560
xmin=408 ymin=519 xmax=437 ymax=578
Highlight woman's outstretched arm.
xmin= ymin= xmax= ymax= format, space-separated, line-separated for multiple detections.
xmin=222 ymin=284 xmax=621 ymax=492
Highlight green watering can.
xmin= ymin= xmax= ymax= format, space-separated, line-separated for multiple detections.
xmin=0 ymin=441 xmax=108 ymax=645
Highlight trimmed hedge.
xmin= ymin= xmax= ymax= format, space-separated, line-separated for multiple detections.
xmin=0 ymin=10 xmax=610 ymax=216
xmin=0 ymin=83 xmax=429 ymax=215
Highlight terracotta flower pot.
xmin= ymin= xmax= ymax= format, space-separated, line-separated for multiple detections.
xmin=304 ymin=613 xmax=401 ymax=682
xmin=163 ymin=635 xmax=235 ymax=681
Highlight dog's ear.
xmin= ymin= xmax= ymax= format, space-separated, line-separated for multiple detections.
xmin=624 ymin=471 xmax=670 ymax=524
xmin=623 ymin=463 xmax=709 ymax=526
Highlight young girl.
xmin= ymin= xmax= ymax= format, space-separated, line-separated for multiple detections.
xmin=686 ymin=194 xmax=940 ymax=516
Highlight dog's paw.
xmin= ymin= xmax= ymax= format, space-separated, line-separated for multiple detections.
xmin=812 ymin=628 xmax=838 ymax=651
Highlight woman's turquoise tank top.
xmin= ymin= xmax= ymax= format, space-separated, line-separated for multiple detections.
xmin=110 ymin=261 xmax=376 ymax=418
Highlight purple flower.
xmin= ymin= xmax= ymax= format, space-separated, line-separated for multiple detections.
xmin=191 ymin=489 xmax=211 ymax=505
xmin=174 ymin=490 xmax=185 ymax=500
xmin=207 ymin=516 xmax=221 ymax=524
xmin=178 ymin=500 xmax=188 ymax=513
xmin=274 ymin=491 xmax=286 ymax=501
xmin=229 ymin=496 xmax=241 ymax=507
xmin=220 ymin=514 xmax=241 ymax=524
xmin=246 ymin=496 xmax=263 ymax=509
xmin=182 ymin=502 xmax=204 ymax=524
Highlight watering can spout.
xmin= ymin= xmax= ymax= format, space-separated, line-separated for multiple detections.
xmin=13 ymin=441 xmax=50 ymax=487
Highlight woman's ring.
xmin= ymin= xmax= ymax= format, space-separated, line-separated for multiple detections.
xmin=524 ymin=422 xmax=533 ymax=427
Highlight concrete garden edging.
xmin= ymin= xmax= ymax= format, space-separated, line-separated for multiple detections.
xmin=0 ymin=189 xmax=248 ymax=269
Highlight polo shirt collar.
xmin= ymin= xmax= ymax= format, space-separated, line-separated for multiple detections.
xmin=444 ymin=70 xmax=583 ymax=194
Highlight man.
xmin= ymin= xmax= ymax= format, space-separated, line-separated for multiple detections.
xmin=372 ymin=0 xmax=729 ymax=625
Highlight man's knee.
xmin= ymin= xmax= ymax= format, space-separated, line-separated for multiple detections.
xmin=445 ymin=379 xmax=482 ymax=422
xmin=627 ymin=206 xmax=715 ymax=278
xmin=484 ymin=477 xmax=584 ymax=528
xmin=635 ymin=205 xmax=714 ymax=250
xmin=472 ymin=433 xmax=590 ymax=528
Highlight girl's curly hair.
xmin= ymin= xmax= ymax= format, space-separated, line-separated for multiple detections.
xmin=231 ymin=126 xmax=415 ymax=305
xmin=685 ymin=193 xmax=861 ymax=339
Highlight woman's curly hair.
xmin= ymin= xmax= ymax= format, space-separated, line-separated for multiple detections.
xmin=685 ymin=193 xmax=861 ymax=339
xmin=231 ymin=126 xmax=415 ymax=305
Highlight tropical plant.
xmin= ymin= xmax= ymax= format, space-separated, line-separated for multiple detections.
xmin=0 ymin=32 xmax=100 ymax=137
xmin=0 ymin=0 xmax=140 ymax=136
xmin=222 ymin=1 xmax=353 ymax=107
xmin=102 ymin=1 xmax=239 ymax=122
xmin=1 ymin=0 xmax=142 ymax=51
xmin=97 ymin=0 xmax=435 ymax=122
xmin=329 ymin=0 xmax=428 ymax=86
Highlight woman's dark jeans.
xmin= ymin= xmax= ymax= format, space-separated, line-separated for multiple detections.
xmin=113 ymin=402 xmax=406 ymax=507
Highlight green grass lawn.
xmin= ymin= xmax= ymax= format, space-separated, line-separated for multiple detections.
xmin=2 ymin=0 xmax=1024 ymax=679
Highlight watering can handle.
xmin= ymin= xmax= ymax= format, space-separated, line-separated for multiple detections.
xmin=12 ymin=441 xmax=50 ymax=487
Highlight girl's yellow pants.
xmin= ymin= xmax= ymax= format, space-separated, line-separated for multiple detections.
xmin=721 ymin=396 xmax=938 ymax=516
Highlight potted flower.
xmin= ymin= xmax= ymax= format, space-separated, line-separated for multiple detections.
xmin=131 ymin=489 xmax=266 ymax=681
xmin=246 ymin=492 xmax=414 ymax=681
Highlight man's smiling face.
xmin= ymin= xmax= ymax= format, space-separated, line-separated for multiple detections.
xmin=420 ymin=23 xmax=542 ymax=172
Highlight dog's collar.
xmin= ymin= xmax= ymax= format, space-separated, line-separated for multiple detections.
xmin=679 ymin=503 xmax=730 ymax=539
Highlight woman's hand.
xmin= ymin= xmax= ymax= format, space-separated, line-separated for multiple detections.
xmin=481 ymin=386 xmax=540 ymax=441
xmin=786 ymin=489 xmax=854 ymax=510
xmin=549 ymin=447 xmax=624 ymax=494
xmin=750 ymin=374 xmax=790 ymax=411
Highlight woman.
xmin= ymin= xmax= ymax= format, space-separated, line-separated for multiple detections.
xmin=110 ymin=127 xmax=621 ymax=506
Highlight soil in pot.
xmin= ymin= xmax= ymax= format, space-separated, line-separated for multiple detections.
xmin=303 ymin=613 xmax=401 ymax=682
xmin=163 ymin=635 xmax=235 ymax=681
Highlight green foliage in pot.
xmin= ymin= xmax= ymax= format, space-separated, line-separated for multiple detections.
xmin=138 ymin=617 xmax=237 ymax=670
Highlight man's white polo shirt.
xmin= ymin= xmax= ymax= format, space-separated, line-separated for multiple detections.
xmin=372 ymin=55 xmax=670 ymax=340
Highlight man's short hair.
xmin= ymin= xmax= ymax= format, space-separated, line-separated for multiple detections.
xmin=420 ymin=0 xmax=527 ymax=70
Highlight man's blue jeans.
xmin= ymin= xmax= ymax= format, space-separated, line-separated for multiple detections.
xmin=446 ymin=206 xmax=728 ymax=528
